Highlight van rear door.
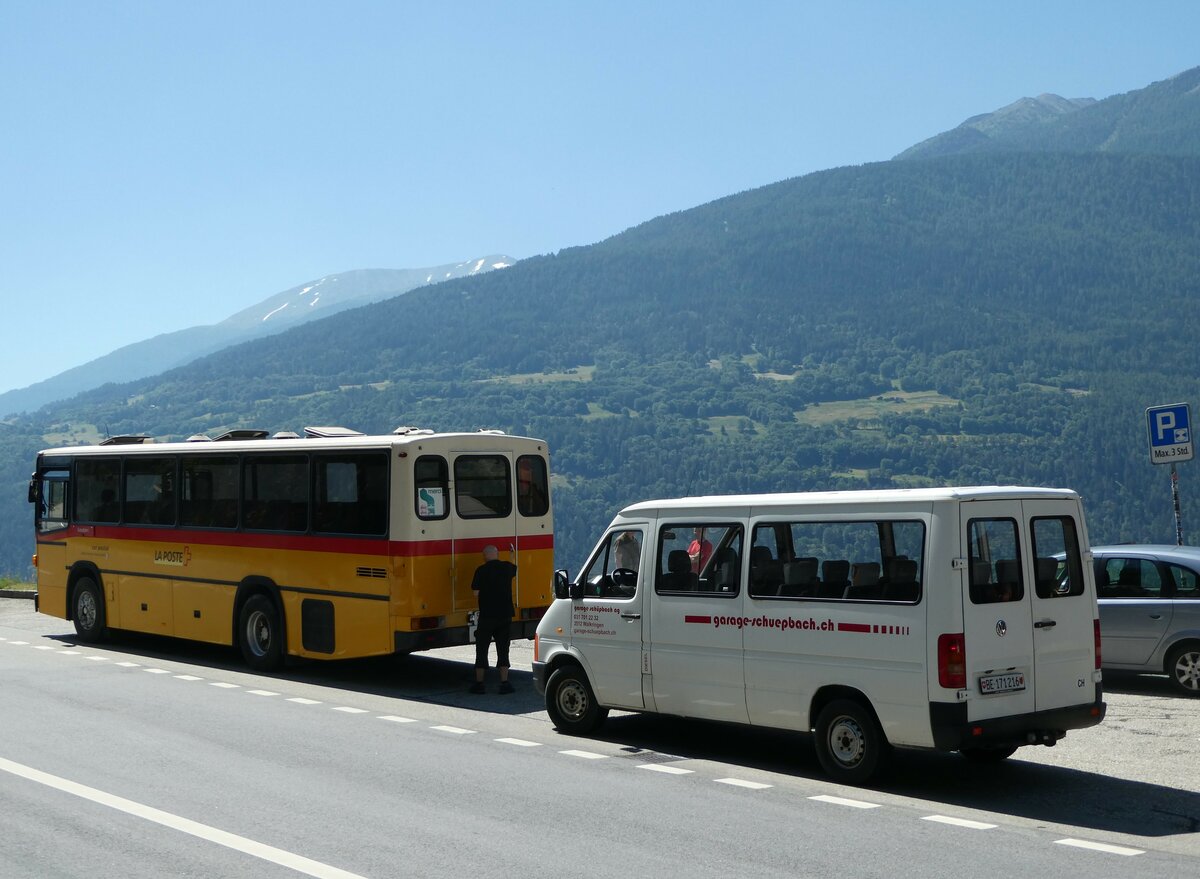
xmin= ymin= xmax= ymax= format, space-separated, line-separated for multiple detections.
xmin=1024 ymin=501 xmax=1097 ymax=711
xmin=960 ymin=503 xmax=1037 ymax=720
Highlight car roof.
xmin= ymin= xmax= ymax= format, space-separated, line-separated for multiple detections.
xmin=1092 ymin=544 xmax=1200 ymax=563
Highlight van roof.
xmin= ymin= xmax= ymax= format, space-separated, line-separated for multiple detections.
xmin=617 ymin=485 xmax=1079 ymax=516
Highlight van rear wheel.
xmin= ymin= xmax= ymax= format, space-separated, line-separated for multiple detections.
xmin=545 ymin=666 xmax=607 ymax=734
xmin=814 ymin=698 xmax=888 ymax=784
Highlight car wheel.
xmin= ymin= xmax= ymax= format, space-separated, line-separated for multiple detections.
xmin=814 ymin=698 xmax=889 ymax=784
xmin=545 ymin=665 xmax=608 ymax=734
xmin=1166 ymin=643 xmax=1200 ymax=696
xmin=72 ymin=576 xmax=107 ymax=642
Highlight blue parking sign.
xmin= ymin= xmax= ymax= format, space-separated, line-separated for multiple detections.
xmin=1147 ymin=403 xmax=1194 ymax=464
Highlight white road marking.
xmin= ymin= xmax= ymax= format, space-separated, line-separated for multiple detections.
xmin=85 ymin=656 xmax=109 ymax=661
xmin=715 ymin=778 xmax=772 ymax=790
xmin=808 ymin=794 xmax=880 ymax=809
xmin=559 ymin=749 xmax=607 ymax=760
xmin=288 ymin=698 xmax=322 ymax=705
xmin=57 ymin=650 xmax=81 ymax=655
xmin=496 ymin=738 xmax=541 ymax=747
xmin=115 ymin=661 xmax=140 ymax=667
xmin=143 ymin=668 xmax=172 ymax=675
xmin=331 ymin=707 xmax=368 ymax=714
xmin=0 ymin=756 xmax=369 ymax=879
xmin=378 ymin=716 xmax=417 ymax=724
xmin=174 ymin=675 xmax=203 ymax=681
xmin=922 ymin=815 xmax=997 ymax=830
xmin=32 ymin=645 xmax=56 ymax=650
xmin=7 ymin=641 xmax=29 ymax=645
xmin=210 ymin=682 xmax=240 ymax=689
xmin=430 ymin=725 xmax=475 ymax=735
xmin=246 ymin=690 xmax=279 ymax=696
xmin=1055 ymin=838 xmax=1144 ymax=856
xmin=639 ymin=764 xmax=693 ymax=775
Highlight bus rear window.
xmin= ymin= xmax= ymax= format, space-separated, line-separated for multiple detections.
xmin=516 ymin=455 xmax=549 ymax=517
xmin=455 ymin=455 xmax=511 ymax=519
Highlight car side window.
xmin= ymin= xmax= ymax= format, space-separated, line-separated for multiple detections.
xmin=1100 ymin=558 xmax=1163 ymax=598
xmin=1166 ymin=563 xmax=1200 ymax=599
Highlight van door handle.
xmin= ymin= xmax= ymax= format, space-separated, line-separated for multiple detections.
xmin=1148 ymin=614 xmax=1163 ymax=620
xmin=621 ymin=612 xmax=642 ymax=621
xmin=1033 ymin=619 xmax=1057 ymax=629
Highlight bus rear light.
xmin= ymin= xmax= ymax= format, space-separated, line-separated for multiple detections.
xmin=414 ymin=616 xmax=443 ymax=630
xmin=1094 ymin=618 xmax=1102 ymax=669
xmin=31 ymin=553 xmax=38 ymax=568
xmin=938 ymin=632 xmax=967 ymax=689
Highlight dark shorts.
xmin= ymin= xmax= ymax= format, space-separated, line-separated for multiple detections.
xmin=474 ymin=617 xmax=511 ymax=669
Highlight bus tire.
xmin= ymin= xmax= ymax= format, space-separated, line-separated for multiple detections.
xmin=814 ymin=698 xmax=888 ymax=784
xmin=545 ymin=665 xmax=607 ymax=734
xmin=72 ymin=577 xmax=107 ymax=643
xmin=238 ymin=594 xmax=284 ymax=672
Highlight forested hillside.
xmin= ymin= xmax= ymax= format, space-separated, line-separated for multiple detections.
xmin=3 ymin=148 xmax=1199 ymax=577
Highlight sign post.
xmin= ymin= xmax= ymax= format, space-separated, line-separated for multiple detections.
xmin=1147 ymin=403 xmax=1192 ymax=545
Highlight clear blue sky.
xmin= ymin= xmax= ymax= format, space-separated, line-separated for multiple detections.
xmin=3 ymin=1 xmax=1198 ymax=395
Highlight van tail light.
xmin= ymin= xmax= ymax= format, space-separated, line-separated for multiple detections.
xmin=1094 ymin=618 xmax=1102 ymax=669
xmin=938 ymin=632 xmax=966 ymax=689
xmin=533 ymin=633 xmax=540 ymax=662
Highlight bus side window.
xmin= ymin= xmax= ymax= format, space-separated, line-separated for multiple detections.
xmin=415 ymin=455 xmax=449 ymax=520
xmin=37 ymin=470 xmax=70 ymax=532
xmin=516 ymin=455 xmax=549 ymax=517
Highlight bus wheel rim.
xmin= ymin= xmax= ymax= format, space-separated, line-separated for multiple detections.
xmin=247 ymin=610 xmax=271 ymax=657
xmin=77 ymin=591 xmax=96 ymax=628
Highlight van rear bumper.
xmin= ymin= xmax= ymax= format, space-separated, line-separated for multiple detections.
xmin=929 ymin=685 xmax=1106 ymax=751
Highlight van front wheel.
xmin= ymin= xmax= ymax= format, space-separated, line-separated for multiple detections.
xmin=545 ymin=666 xmax=608 ymax=734
xmin=814 ymin=698 xmax=888 ymax=784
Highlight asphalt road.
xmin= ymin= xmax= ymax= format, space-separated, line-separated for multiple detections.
xmin=2 ymin=598 xmax=1198 ymax=878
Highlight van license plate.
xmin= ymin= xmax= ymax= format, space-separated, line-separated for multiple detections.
xmin=979 ymin=672 xmax=1025 ymax=695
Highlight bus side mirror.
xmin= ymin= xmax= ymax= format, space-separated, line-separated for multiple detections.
xmin=27 ymin=478 xmax=37 ymax=504
xmin=553 ymin=569 xmax=572 ymax=600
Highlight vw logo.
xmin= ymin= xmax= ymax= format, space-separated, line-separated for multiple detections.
xmin=995 ymin=620 xmax=1008 ymax=637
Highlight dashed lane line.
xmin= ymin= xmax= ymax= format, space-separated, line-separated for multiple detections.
xmin=331 ymin=707 xmax=369 ymax=715
xmin=1055 ymin=838 xmax=1144 ymax=856
xmin=378 ymin=716 xmax=417 ymax=724
xmin=922 ymin=815 xmax=997 ymax=830
xmin=809 ymin=794 xmax=881 ymax=809
xmin=496 ymin=737 xmax=541 ymax=747
xmin=639 ymin=764 xmax=693 ymax=775
xmin=430 ymin=725 xmax=475 ymax=735
xmin=716 ymin=778 xmax=772 ymax=790
xmin=288 ymin=697 xmax=322 ymax=705
xmin=559 ymin=749 xmax=608 ymax=760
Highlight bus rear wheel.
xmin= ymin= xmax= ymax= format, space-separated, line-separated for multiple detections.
xmin=238 ymin=594 xmax=284 ymax=672
xmin=545 ymin=666 xmax=607 ymax=734
xmin=72 ymin=577 xmax=106 ymax=643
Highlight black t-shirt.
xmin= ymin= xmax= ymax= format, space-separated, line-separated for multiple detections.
xmin=472 ymin=559 xmax=517 ymax=619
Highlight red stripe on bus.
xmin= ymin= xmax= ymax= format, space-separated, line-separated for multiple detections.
xmin=685 ymin=615 xmax=712 ymax=624
xmin=47 ymin=525 xmax=554 ymax=558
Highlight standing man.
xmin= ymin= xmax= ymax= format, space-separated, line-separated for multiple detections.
xmin=470 ymin=545 xmax=517 ymax=694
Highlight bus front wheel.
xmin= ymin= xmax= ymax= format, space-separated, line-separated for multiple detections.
xmin=238 ymin=594 xmax=284 ymax=672
xmin=72 ymin=577 xmax=106 ymax=643
xmin=545 ymin=666 xmax=607 ymax=734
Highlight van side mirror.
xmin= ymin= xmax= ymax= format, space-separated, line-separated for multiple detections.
xmin=553 ymin=569 xmax=572 ymax=600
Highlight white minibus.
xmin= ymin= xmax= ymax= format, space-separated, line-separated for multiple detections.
xmin=533 ymin=486 xmax=1105 ymax=784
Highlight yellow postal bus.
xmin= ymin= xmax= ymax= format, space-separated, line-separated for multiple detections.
xmin=29 ymin=426 xmax=553 ymax=670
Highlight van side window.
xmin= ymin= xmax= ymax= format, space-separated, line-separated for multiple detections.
xmin=655 ymin=525 xmax=743 ymax=596
xmin=752 ymin=519 xmax=923 ymax=603
xmin=1030 ymin=516 xmax=1084 ymax=598
xmin=579 ymin=529 xmax=643 ymax=599
xmin=968 ymin=518 xmax=1022 ymax=603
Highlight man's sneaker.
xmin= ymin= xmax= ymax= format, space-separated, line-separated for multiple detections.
xmin=468 ymin=682 xmax=485 ymax=694
xmin=498 ymin=681 xmax=515 ymax=694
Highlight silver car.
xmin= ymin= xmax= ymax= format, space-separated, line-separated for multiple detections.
xmin=1092 ymin=544 xmax=1200 ymax=695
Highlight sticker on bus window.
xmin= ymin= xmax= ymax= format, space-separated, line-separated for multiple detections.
xmin=418 ymin=487 xmax=445 ymax=518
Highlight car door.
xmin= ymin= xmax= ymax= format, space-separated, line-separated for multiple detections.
xmin=1096 ymin=554 xmax=1173 ymax=667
